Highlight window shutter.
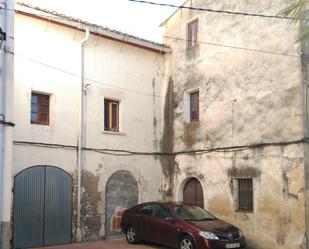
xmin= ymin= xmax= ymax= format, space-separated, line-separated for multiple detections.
xmin=31 ymin=93 xmax=49 ymax=125
xmin=111 ymin=102 xmax=118 ymax=131
xmin=104 ymin=100 xmax=109 ymax=130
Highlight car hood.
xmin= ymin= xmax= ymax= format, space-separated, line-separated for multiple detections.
xmin=188 ymin=219 xmax=238 ymax=233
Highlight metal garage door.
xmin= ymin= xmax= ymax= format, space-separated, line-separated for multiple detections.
xmin=13 ymin=166 xmax=72 ymax=249
xmin=183 ymin=177 xmax=204 ymax=208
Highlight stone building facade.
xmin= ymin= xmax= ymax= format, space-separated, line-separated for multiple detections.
xmin=5 ymin=1 xmax=309 ymax=249
xmin=160 ymin=0 xmax=308 ymax=249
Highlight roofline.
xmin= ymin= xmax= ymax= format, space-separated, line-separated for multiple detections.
xmin=160 ymin=0 xmax=189 ymax=27
xmin=16 ymin=3 xmax=172 ymax=54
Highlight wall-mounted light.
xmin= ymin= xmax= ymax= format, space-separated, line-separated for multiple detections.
xmin=0 ymin=27 xmax=6 ymax=51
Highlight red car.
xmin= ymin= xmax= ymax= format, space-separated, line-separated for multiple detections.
xmin=121 ymin=202 xmax=246 ymax=249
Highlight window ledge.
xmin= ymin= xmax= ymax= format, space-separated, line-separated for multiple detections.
xmin=235 ymin=210 xmax=254 ymax=214
xmin=103 ymin=131 xmax=126 ymax=136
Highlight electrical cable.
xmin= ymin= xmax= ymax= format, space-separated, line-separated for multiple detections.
xmin=13 ymin=138 xmax=309 ymax=157
xmin=7 ymin=50 xmax=165 ymax=98
xmin=6 ymin=5 xmax=300 ymax=59
xmin=128 ymin=0 xmax=292 ymax=20
xmin=163 ymin=35 xmax=299 ymax=58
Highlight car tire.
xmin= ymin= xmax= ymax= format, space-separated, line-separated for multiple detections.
xmin=126 ymin=226 xmax=139 ymax=244
xmin=179 ymin=235 xmax=195 ymax=249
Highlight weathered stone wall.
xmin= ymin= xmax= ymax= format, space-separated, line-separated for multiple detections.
xmin=174 ymin=145 xmax=305 ymax=249
xmin=162 ymin=0 xmax=305 ymax=248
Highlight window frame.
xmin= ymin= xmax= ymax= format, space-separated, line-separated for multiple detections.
xmin=184 ymin=89 xmax=200 ymax=123
xmin=190 ymin=91 xmax=199 ymax=122
xmin=31 ymin=92 xmax=50 ymax=125
xmin=187 ymin=19 xmax=199 ymax=50
xmin=104 ymin=98 xmax=120 ymax=132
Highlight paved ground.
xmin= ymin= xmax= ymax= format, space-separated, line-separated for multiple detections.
xmin=30 ymin=238 xmax=173 ymax=249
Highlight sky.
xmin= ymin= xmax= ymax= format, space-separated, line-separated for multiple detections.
xmin=18 ymin=0 xmax=185 ymax=43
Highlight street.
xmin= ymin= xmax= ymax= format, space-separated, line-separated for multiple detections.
xmin=30 ymin=238 xmax=173 ymax=249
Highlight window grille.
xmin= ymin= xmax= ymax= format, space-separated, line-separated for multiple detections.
xmin=237 ymin=178 xmax=253 ymax=212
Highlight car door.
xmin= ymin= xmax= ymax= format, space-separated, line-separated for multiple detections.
xmin=134 ymin=204 xmax=156 ymax=242
xmin=151 ymin=204 xmax=180 ymax=247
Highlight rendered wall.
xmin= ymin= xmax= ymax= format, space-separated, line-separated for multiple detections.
xmin=162 ymin=0 xmax=305 ymax=248
xmin=13 ymin=13 xmax=164 ymax=241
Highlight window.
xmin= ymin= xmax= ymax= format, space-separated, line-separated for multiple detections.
xmin=154 ymin=205 xmax=172 ymax=219
xmin=190 ymin=91 xmax=199 ymax=122
xmin=187 ymin=19 xmax=198 ymax=49
xmin=137 ymin=204 xmax=154 ymax=216
xmin=31 ymin=92 xmax=49 ymax=125
xmin=104 ymin=99 xmax=119 ymax=132
xmin=234 ymin=178 xmax=253 ymax=212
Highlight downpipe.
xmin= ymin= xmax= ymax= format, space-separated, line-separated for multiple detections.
xmin=0 ymin=0 xmax=14 ymax=248
xmin=76 ymin=28 xmax=89 ymax=242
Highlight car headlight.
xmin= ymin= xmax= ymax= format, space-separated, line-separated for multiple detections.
xmin=239 ymin=229 xmax=243 ymax=238
xmin=199 ymin=231 xmax=219 ymax=240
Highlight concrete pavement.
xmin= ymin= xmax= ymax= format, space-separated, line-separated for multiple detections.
xmin=29 ymin=238 xmax=173 ymax=249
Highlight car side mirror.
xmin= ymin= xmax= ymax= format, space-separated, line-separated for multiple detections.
xmin=165 ymin=216 xmax=175 ymax=222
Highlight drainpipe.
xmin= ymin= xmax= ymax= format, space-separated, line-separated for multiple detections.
xmin=76 ymin=28 xmax=89 ymax=242
xmin=0 ymin=0 xmax=14 ymax=248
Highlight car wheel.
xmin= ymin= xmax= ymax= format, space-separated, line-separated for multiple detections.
xmin=179 ymin=235 xmax=195 ymax=249
xmin=126 ymin=226 xmax=139 ymax=244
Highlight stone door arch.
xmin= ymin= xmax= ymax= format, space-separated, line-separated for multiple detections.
xmin=183 ymin=177 xmax=204 ymax=208
xmin=105 ymin=170 xmax=138 ymax=238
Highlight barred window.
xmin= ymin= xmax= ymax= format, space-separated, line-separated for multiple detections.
xmin=233 ymin=178 xmax=253 ymax=212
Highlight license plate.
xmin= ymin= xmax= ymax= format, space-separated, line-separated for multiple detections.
xmin=226 ymin=243 xmax=240 ymax=248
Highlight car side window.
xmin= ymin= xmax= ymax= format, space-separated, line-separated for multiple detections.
xmin=154 ymin=205 xmax=172 ymax=219
xmin=137 ymin=204 xmax=154 ymax=216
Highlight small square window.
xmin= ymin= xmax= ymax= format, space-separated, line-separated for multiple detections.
xmin=31 ymin=92 xmax=49 ymax=125
xmin=187 ymin=19 xmax=198 ymax=49
xmin=190 ymin=91 xmax=199 ymax=122
xmin=104 ymin=99 xmax=119 ymax=132
xmin=233 ymin=178 xmax=253 ymax=212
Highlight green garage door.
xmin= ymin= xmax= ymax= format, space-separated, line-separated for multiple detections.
xmin=13 ymin=166 xmax=72 ymax=249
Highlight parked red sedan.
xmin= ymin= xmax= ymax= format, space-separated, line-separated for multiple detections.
xmin=121 ymin=202 xmax=246 ymax=249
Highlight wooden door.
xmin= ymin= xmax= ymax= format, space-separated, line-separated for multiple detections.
xmin=183 ymin=178 xmax=204 ymax=208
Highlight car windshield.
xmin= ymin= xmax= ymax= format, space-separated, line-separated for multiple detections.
xmin=174 ymin=205 xmax=217 ymax=221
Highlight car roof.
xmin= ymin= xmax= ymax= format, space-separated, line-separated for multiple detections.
xmin=137 ymin=201 xmax=183 ymax=207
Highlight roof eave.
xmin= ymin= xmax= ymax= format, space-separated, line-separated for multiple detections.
xmin=16 ymin=3 xmax=172 ymax=54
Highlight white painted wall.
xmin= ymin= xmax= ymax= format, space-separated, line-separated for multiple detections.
xmin=13 ymin=12 xmax=165 ymax=239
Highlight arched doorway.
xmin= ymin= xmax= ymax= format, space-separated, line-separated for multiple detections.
xmin=183 ymin=177 xmax=204 ymax=208
xmin=105 ymin=170 xmax=138 ymax=238
xmin=13 ymin=166 xmax=72 ymax=249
